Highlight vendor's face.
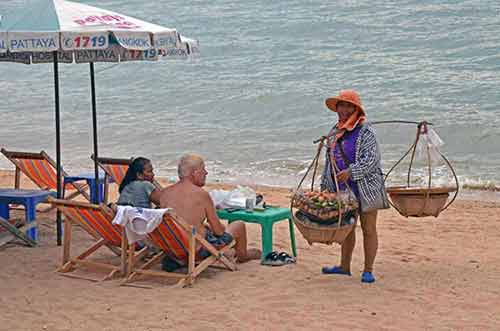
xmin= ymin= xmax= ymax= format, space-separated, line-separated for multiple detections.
xmin=336 ymin=101 xmax=357 ymax=121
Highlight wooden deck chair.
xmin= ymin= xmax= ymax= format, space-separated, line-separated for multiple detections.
xmin=91 ymin=155 xmax=162 ymax=203
xmin=48 ymin=198 xmax=147 ymax=281
xmin=124 ymin=210 xmax=237 ymax=287
xmin=1 ymin=149 xmax=91 ymax=205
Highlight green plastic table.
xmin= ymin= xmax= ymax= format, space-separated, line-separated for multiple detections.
xmin=217 ymin=207 xmax=297 ymax=260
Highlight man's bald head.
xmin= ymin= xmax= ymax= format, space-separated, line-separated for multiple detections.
xmin=178 ymin=154 xmax=205 ymax=179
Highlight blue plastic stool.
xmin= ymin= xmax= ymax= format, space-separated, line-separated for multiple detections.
xmin=0 ymin=189 xmax=55 ymax=242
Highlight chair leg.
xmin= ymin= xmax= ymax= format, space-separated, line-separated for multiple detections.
xmin=59 ymin=261 xmax=76 ymax=273
xmin=103 ymin=269 xmax=120 ymax=281
xmin=123 ymin=251 xmax=165 ymax=284
xmin=121 ymin=227 xmax=128 ymax=277
xmin=187 ymin=230 xmax=196 ymax=286
xmin=127 ymin=243 xmax=135 ymax=277
xmin=193 ymin=256 xmax=217 ymax=278
xmin=218 ymin=255 xmax=237 ymax=271
xmin=175 ymin=278 xmax=187 ymax=288
xmin=136 ymin=251 xmax=165 ymax=270
xmin=126 ymin=245 xmax=149 ymax=275
xmin=62 ymin=217 xmax=72 ymax=265
xmin=214 ymin=243 xmax=237 ymax=271
xmin=0 ymin=217 xmax=37 ymax=247
xmin=103 ymin=175 xmax=109 ymax=204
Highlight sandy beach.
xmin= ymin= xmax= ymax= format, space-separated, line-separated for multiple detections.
xmin=2 ymin=0 xmax=500 ymax=330
xmin=1 ymin=169 xmax=499 ymax=331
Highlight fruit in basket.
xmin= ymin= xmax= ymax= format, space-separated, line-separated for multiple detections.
xmin=293 ymin=190 xmax=343 ymax=211
xmin=292 ymin=189 xmax=358 ymax=222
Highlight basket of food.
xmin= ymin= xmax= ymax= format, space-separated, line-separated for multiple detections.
xmin=290 ymin=137 xmax=358 ymax=246
xmin=292 ymin=190 xmax=358 ymax=245
xmin=384 ymin=121 xmax=459 ymax=218
xmin=292 ymin=190 xmax=357 ymax=223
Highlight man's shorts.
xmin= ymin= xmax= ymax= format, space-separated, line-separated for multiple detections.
xmin=198 ymin=228 xmax=233 ymax=259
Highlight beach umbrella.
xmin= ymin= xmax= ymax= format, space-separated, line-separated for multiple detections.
xmin=0 ymin=0 xmax=199 ymax=245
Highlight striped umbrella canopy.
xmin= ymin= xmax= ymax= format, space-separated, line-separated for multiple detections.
xmin=0 ymin=0 xmax=199 ymax=244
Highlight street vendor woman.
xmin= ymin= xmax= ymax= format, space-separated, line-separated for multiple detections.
xmin=320 ymin=89 xmax=389 ymax=283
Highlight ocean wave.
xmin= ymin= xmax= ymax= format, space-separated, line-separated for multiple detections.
xmin=461 ymin=181 xmax=500 ymax=192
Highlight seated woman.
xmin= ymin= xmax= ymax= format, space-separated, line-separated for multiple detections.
xmin=116 ymin=157 xmax=160 ymax=208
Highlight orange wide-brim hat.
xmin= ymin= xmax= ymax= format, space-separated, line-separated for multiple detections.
xmin=325 ymin=89 xmax=366 ymax=116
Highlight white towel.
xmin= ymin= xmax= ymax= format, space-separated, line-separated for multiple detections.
xmin=112 ymin=206 xmax=170 ymax=244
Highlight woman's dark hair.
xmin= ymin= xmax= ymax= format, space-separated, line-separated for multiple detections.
xmin=119 ymin=157 xmax=151 ymax=193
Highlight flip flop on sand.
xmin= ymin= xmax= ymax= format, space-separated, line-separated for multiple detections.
xmin=261 ymin=251 xmax=296 ymax=266
xmin=277 ymin=252 xmax=296 ymax=264
xmin=321 ymin=265 xmax=352 ymax=276
xmin=261 ymin=251 xmax=285 ymax=266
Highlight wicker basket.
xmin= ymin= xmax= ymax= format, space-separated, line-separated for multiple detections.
xmin=383 ymin=121 xmax=459 ymax=218
xmin=387 ymin=187 xmax=455 ymax=217
xmin=292 ymin=211 xmax=356 ymax=245
xmin=290 ymin=137 xmax=358 ymax=245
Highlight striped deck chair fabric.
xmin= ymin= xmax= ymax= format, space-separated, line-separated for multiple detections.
xmin=125 ymin=210 xmax=237 ymax=287
xmin=91 ymin=155 xmax=132 ymax=185
xmin=105 ymin=163 xmax=129 ymax=185
xmin=148 ymin=214 xmax=191 ymax=261
xmin=49 ymin=198 xmax=147 ymax=281
xmin=94 ymin=157 xmax=130 ymax=185
xmin=91 ymin=155 xmax=162 ymax=203
xmin=1 ymin=148 xmax=90 ymax=202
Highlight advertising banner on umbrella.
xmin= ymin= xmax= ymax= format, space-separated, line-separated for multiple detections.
xmin=0 ymin=0 xmax=199 ymax=63
xmin=0 ymin=51 xmax=31 ymax=64
xmin=31 ymin=51 xmax=73 ymax=64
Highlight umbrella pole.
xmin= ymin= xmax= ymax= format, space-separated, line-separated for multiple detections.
xmin=90 ymin=62 xmax=100 ymax=204
xmin=53 ymin=51 xmax=62 ymax=246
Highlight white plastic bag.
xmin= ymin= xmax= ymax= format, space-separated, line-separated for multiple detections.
xmin=416 ymin=128 xmax=444 ymax=165
xmin=209 ymin=189 xmax=231 ymax=208
xmin=209 ymin=186 xmax=256 ymax=209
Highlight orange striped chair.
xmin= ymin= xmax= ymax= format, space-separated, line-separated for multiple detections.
xmin=125 ymin=210 xmax=237 ymax=287
xmin=49 ymin=198 xmax=147 ymax=281
xmin=1 ymin=148 xmax=90 ymax=203
xmin=91 ymin=155 xmax=162 ymax=203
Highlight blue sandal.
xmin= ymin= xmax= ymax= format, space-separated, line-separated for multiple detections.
xmin=321 ymin=266 xmax=351 ymax=276
xmin=361 ymin=271 xmax=375 ymax=283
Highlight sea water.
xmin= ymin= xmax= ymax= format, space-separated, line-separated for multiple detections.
xmin=0 ymin=0 xmax=499 ymax=197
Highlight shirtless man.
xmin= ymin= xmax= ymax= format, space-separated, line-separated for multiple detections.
xmin=159 ymin=154 xmax=261 ymax=263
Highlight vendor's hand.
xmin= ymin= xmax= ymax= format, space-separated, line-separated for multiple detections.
xmin=336 ymin=169 xmax=351 ymax=183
